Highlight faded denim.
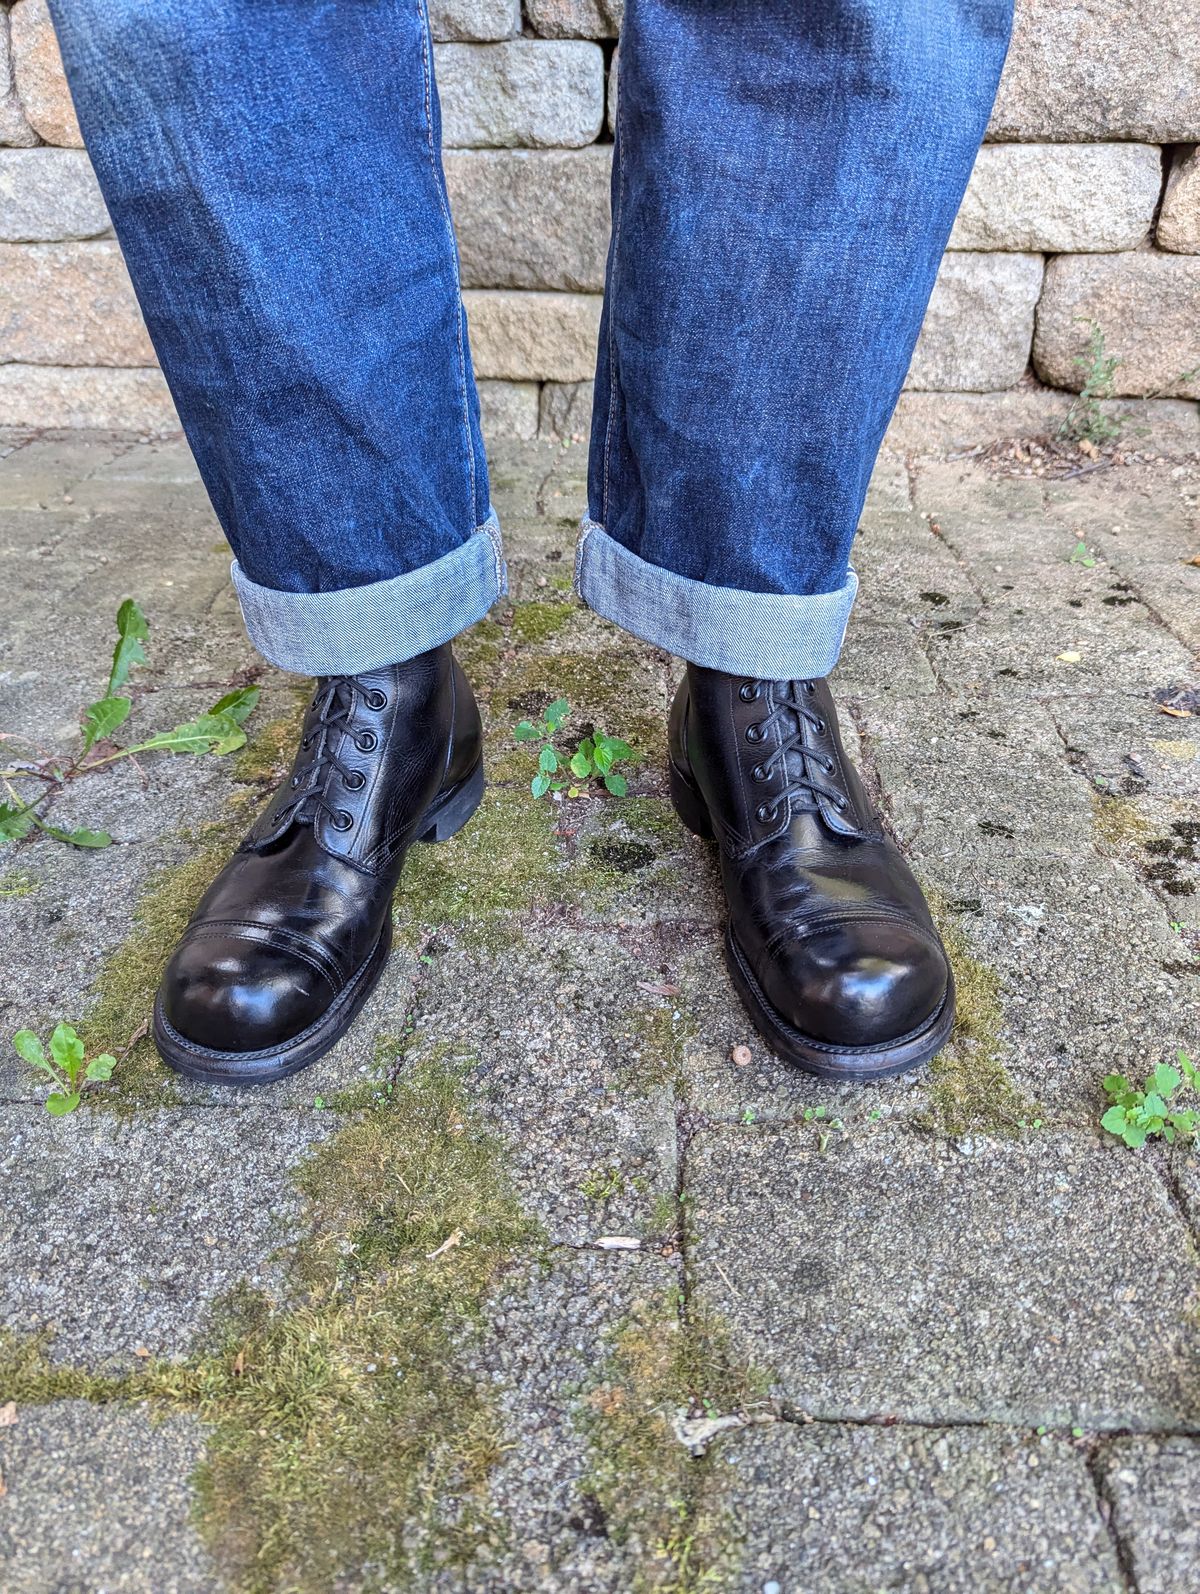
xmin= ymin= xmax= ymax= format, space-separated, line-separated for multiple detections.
xmin=49 ymin=0 xmax=1012 ymax=680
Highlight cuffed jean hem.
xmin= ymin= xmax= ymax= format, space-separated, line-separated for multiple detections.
xmin=231 ymin=514 xmax=507 ymax=674
xmin=574 ymin=520 xmax=858 ymax=680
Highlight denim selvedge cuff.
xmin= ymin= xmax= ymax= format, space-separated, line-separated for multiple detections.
xmin=232 ymin=514 xmax=506 ymax=674
xmin=574 ymin=520 xmax=857 ymax=680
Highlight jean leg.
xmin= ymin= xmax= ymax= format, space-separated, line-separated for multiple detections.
xmin=48 ymin=0 xmax=503 ymax=674
xmin=577 ymin=0 xmax=1013 ymax=679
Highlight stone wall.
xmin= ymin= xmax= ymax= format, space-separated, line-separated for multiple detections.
xmin=0 ymin=0 xmax=1197 ymax=437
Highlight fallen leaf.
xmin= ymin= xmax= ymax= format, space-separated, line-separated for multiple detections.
xmin=636 ymin=980 xmax=681 ymax=997
xmin=426 ymin=1228 xmax=464 ymax=1261
xmin=731 ymin=1044 xmax=752 ymax=1068
xmin=595 ymin=1236 xmax=640 ymax=1250
xmin=133 ymin=1344 xmax=151 ymax=1359
xmin=1056 ymin=651 xmax=1081 ymax=664
xmin=0 ymin=1402 xmax=16 ymax=1427
xmin=1160 ymin=705 xmax=1193 ymax=718
xmin=232 ymin=1350 xmax=246 ymax=1377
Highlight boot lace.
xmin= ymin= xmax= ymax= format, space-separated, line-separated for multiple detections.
xmin=274 ymin=676 xmax=383 ymax=833
xmin=741 ymin=680 xmax=849 ymax=825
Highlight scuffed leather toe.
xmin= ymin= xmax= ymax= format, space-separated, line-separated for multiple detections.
xmin=758 ymin=918 xmax=949 ymax=1050
xmin=160 ymin=933 xmax=337 ymax=1055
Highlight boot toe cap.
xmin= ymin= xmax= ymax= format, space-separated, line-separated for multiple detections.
xmin=159 ymin=933 xmax=336 ymax=1056
xmin=762 ymin=918 xmax=949 ymax=1051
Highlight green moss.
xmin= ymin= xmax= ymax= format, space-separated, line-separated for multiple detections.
xmin=1092 ymin=792 xmax=1157 ymax=852
xmin=579 ymin=1290 xmax=767 ymax=1591
xmin=0 ymin=868 xmax=38 ymax=899
xmin=485 ymin=648 xmax=667 ymax=769
xmin=507 ymin=598 xmax=577 ymax=646
xmin=1 ymin=1048 xmax=541 ymax=1592
xmin=394 ymin=787 xmax=567 ymax=938
xmin=455 ymin=615 xmax=507 ymax=680
xmin=619 ymin=1002 xmax=697 ymax=1096
xmin=79 ymin=809 xmax=253 ymax=1110
xmin=924 ymin=893 xmax=1037 ymax=1137
xmin=232 ymin=686 xmax=310 ymax=786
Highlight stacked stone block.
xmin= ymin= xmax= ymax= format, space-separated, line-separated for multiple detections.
xmin=0 ymin=0 xmax=1197 ymax=435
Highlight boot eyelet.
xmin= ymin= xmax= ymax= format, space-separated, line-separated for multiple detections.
xmin=755 ymin=803 xmax=775 ymax=823
xmin=332 ymin=810 xmax=354 ymax=831
xmin=824 ymin=757 xmax=835 ymax=774
xmin=803 ymin=681 xmax=816 ymax=694
xmin=356 ymin=731 xmax=378 ymax=753
xmin=745 ymin=723 xmax=763 ymax=743
xmin=816 ymin=719 xmax=827 ymax=734
xmin=752 ymin=764 xmax=767 ymax=782
xmin=365 ymin=689 xmax=388 ymax=710
xmin=739 ymin=682 xmax=761 ymax=702
xmin=343 ymin=770 xmax=366 ymax=790
xmin=835 ymin=797 xmax=848 ymax=812
xmin=290 ymin=775 xmax=300 ymax=788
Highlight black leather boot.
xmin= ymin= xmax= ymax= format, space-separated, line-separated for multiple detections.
xmin=153 ymin=644 xmax=483 ymax=1084
xmin=669 ymin=667 xmax=953 ymax=1080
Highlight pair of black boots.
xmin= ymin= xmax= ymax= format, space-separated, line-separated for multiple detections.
xmin=153 ymin=646 xmax=953 ymax=1085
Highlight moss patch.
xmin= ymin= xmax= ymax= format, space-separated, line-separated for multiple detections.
xmin=0 ymin=1046 xmax=541 ymax=1592
xmin=1092 ymin=792 xmax=1157 ymax=852
xmin=924 ymin=893 xmax=1037 ymax=1137
xmin=619 ymin=1002 xmax=697 ymax=1096
xmin=507 ymin=598 xmax=578 ymax=646
xmin=394 ymin=786 xmax=567 ymax=939
xmin=79 ymin=808 xmax=253 ymax=1110
xmin=232 ymin=686 xmax=310 ymax=786
xmin=0 ymin=868 xmax=38 ymax=899
xmin=579 ymin=1290 xmax=767 ymax=1591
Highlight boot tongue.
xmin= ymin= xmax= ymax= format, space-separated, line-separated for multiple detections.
xmin=766 ymin=681 xmax=872 ymax=843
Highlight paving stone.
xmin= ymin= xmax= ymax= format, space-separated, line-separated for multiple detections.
xmin=464 ymin=288 xmax=602 ymax=381
xmin=1158 ymin=145 xmax=1200 ymax=254
xmin=950 ymin=143 xmax=1160 ymax=253
xmin=0 ymin=241 xmax=152 ymax=366
xmin=0 ymin=1402 xmax=215 ymax=1593
xmin=907 ymin=253 xmax=1043 ymax=392
xmin=0 ymin=11 xmax=36 ymax=147
xmin=526 ymin=0 xmax=623 ymax=38
xmin=478 ymin=376 xmax=539 ymax=441
xmin=435 ymin=41 xmax=604 ymax=149
xmin=989 ymin=0 xmax=1200 ymax=142
xmin=688 ymin=1125 xmax=1200 ymax=1427
xmin=428 ymin=0 xmax=521 ymax=42
xmin=0 ymin=1105 xmax=334 ymax=1364
xmin=0 ymin=147 xmax=109 ymax=242
xmin=446 ymin=147 xmax=611 ymax=291
xmin=1034 ymin=254 xmax=1200 ymax=399
xmin=1098 ymin=1437 xmax=1200 ymax=1594
xmin=717 ymin=1423 xmax=1122 ymax=1594
xmin=0 ymin=363 xmax=176 ymax=430
xmin=457 ymin=1249 xmax=673 ymax=1593
xmin=409 ymin=927 xmax=680 ymax=1244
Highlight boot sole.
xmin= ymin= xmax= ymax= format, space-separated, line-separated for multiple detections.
xmin=153 ymin=759 xmax=486 ymax=1086
xmin=668 ymin=759 xmax=955 ymax=1081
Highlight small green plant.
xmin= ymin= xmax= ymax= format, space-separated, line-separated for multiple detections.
xmin=581 ymin=1164 xmax=625 ymax=1201
xmin=0 ymin=599 xmax=259 ymax=850
xmin=13 ymin=1023 xmax=117 ymax=1115
xmin=1100 ymin=1051 xmax=1199 ymax=1148
xmin=802 ymin=1104 xmax=845 ymax=1152
xmin=514 ymin=697 xmax=636 ymax=799
xmin=1058 ymin=321 xmax=1122 ymax=446
xmin=1068 ymin=539 xmax=1097 ymax=568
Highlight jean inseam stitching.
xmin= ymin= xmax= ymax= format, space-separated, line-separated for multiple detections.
xmin=416 ymin=0 xmax=476 ymax=539
xmin=600 ymin=66 xmax=628 ymax=529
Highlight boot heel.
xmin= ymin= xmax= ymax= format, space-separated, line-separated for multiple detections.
xmin=669 ymin=760 xmax=715 ymax=840
xmin=417 ymin=759 xmax=485 ymax=844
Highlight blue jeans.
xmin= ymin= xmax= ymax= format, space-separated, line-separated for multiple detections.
xmin=49 ymin=0 xmax=1011 ymax=680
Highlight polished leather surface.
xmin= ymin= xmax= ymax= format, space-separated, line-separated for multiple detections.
xmin=670 ymin=666 xmax=949 ymax=1051
xmin=159 ymin=644 xmax=480 ymax=1056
